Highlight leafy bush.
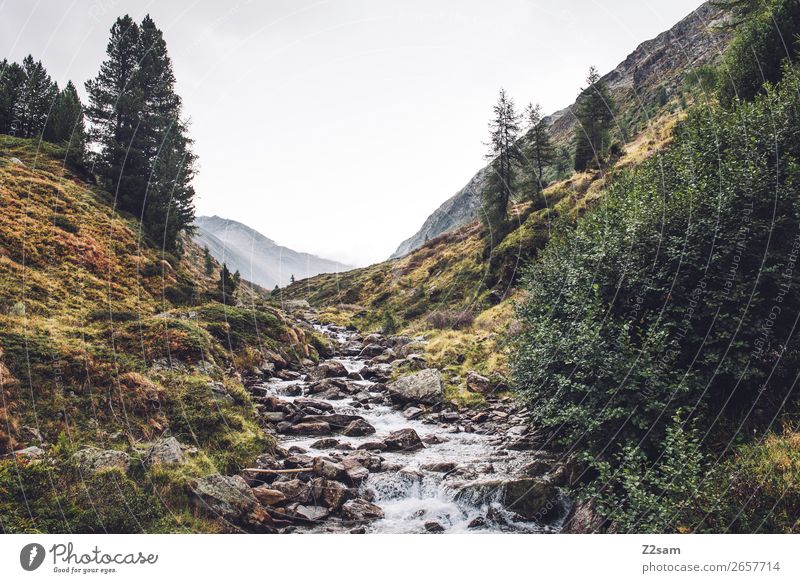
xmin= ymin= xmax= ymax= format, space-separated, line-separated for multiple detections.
xmin=717 ymin=0 xmax=800 ymax=104
xmin=381 ymin=311 xmax=399 ymax=334
xmin=581 ymin=413 xmax=706 ymax=533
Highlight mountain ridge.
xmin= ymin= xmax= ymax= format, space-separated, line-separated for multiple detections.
xmin=390 ymin=0 xmax=732 ymax=259
xmin=193 ymin=215 xmax=352 ymax=289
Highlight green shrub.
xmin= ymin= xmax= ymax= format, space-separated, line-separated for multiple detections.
xmin=717 ymin=0 xmax=800 ymax=104
xmin=581 ymin=413 xmax=706 ymax=533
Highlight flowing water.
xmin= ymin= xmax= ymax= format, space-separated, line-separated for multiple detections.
xmin=260 ymin=325 xmax=569 ymax=533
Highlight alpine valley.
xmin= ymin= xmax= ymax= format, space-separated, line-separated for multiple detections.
xmin=2 ymin=0 xmax=799 ymax=535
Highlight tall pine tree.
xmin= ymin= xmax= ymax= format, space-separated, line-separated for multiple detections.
xmin=0 ymin=60 xmax=25 ymax=135
xmin=44 ymin=81 xmax=86 ymax=161
xmin=523 ymin=102 xmax=555 ymax=200
xmin=138 ymin=15 xmax=196 ymax=252
xmin=86 ymin=14 xmax=196 ymax=252
xmin=483 ymin=88 xmax=522 ymax=242
xmin=14 ymin=56 xmax=56 ymax=138
xmin=85 ymin=16 xmax=147 ymax=216
xmin=573 ymin=66 xmax=615 ymax=172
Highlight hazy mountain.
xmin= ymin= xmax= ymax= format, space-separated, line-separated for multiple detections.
xmin=193 ymin=215 xmax=351 ymax=288
xmin=390 ymin=1 xmax=732 ymax=259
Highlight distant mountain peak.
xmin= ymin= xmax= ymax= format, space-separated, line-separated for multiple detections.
xmin=193 ymin=215 xmax=351 ymax=288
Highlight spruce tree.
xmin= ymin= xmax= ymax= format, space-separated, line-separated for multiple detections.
xmin=137 ymin=15 xmax=196 ymax=252
xmin=203 ymin=246 xmax=214 ymax=276
xmin=14 ymin=56 xmax=56 ymax=138
xmin=85 ymin=15 xmax=147 ymax=213
xmin=218 ymin=263 xmax=237 ymax=304
xmin=523 ymin=102 xmax=555 ymax=199
xmin=86 ymin=14 xmax=196 ymax=252
xmin=44 ymin=81 xmax=86 ymax=161
xmin=483 ymin=88 xmax=522 ymax=241
xmin=0 ymin=60 xmax=25 ymax=135
xmin=573 ymin=66 xmax=615 ymax=172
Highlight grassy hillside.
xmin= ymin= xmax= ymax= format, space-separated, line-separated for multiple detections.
xmin=0 ymin=135 xmax=323 ymax=533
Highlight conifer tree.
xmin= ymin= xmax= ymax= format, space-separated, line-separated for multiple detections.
xmin=86 ymin=14 xmax=196 ymax=252
xmin=483 ymin=88 xmax=522 ymax=241
xmin=218 ymin=263 xmax=238 ymax=304
xmin=0 ymin=60 xmax=25 ymax=135
xmin=523 ymin=102 xmax=555 ymax=199
xmin=138 ymin=15 xmax=196 ymax=251
xmin=573 ymin=67 xmax=615 ymax=172
xmin=14 ymin=56 xmax=56 ymax=138
xmin=203 ymin=246 xmax=214 ymax=276
xmin=85 ymin=15 xmax=147 ymax=213
xmin=44 ymin=81 xmax=86 ymax=161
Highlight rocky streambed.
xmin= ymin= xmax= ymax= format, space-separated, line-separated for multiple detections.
xmin=191 ymin=323 xmax=573 ymax=533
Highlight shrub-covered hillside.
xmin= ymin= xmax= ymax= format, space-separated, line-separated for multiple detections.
xmin=0 ymin=135 xmax=323 ymax=533
xmin=512 ymin=64 xmax=800 ymax=533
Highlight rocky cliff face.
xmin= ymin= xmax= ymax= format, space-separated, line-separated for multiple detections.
xmin=194 ymin=215 xmax=351 ymax=288
xmin=391 ymin=1 xmax=732 ymax=259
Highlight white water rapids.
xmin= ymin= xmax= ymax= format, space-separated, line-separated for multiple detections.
xmin=260 ymin=326 xmax=569 ymax=533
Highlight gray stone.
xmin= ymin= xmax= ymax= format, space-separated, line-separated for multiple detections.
xmin=270 ymin=479 xmax=311 ymax=504
xmin=306 ymin=361 xmax=349 ymax=382
xmin=294 ymin=504 xmax=329 ymax=522
xmin=466 ymin=371 xmax=491 ymax=394
xmin=359 ymin=343 xmax=385 ymax=358
xmin=424 ymin=521 xmax=445 ymax=533
xmin=387 ymin=369 xmax=443 ymax=405
xmin=73 ymin=447 xmax=131 ymax=474
xmin=341 ymin=457 xmax=370 ymax=485
xmin=312 ymin=457 xmax=347 ymax=481
xmin=342 ymin=498 xmax=385 ymax=522
xmin=290 ymin=421 xmax=331 ymax=435
xmin=341 ymin=418 xmax=376 ymax=437
xmin=403 ymin=406 xmax=423 ymax=420
xmin=310 ymin=438 xmax=340 ymax=450
xmin=309 ymin=477 xmax=350 ymax=510
xmin=190 ymin=474 xmax=257 ymax=523
xmin=144 ymin=437 xmax=184 ymax=466
xmin=382 ymin=428 xmax=425 ymax=452
xmin=252 ymin=486 xmax=287 ymax=506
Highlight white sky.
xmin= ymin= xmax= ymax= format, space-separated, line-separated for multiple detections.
xmin=1 ymin=0 xmax=706 ymax=266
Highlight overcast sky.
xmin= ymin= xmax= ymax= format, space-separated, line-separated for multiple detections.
xmin=1 ymin=0 xmax=707 ymax=266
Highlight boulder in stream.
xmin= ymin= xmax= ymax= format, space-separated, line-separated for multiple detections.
xmin=382 ymin=428 xmax=425 ymax=452
xmin=387 ymin=369 xmax=443 ymax=405
xmin=270 ymin=479 xmax=311 ymax=504
xmin=289 ymin=421 xmax=331 ymax=435
xmin=341 ymin=418 xmax=376 ymax=437
xmin=306 ymin=361 xmax=349 ymax=382
xmin=342 ymin=498 xmax=385 ymax=522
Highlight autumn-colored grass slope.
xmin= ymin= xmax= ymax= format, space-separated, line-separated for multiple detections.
xmin=0 ymin=135 xmax=325 ymax=533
